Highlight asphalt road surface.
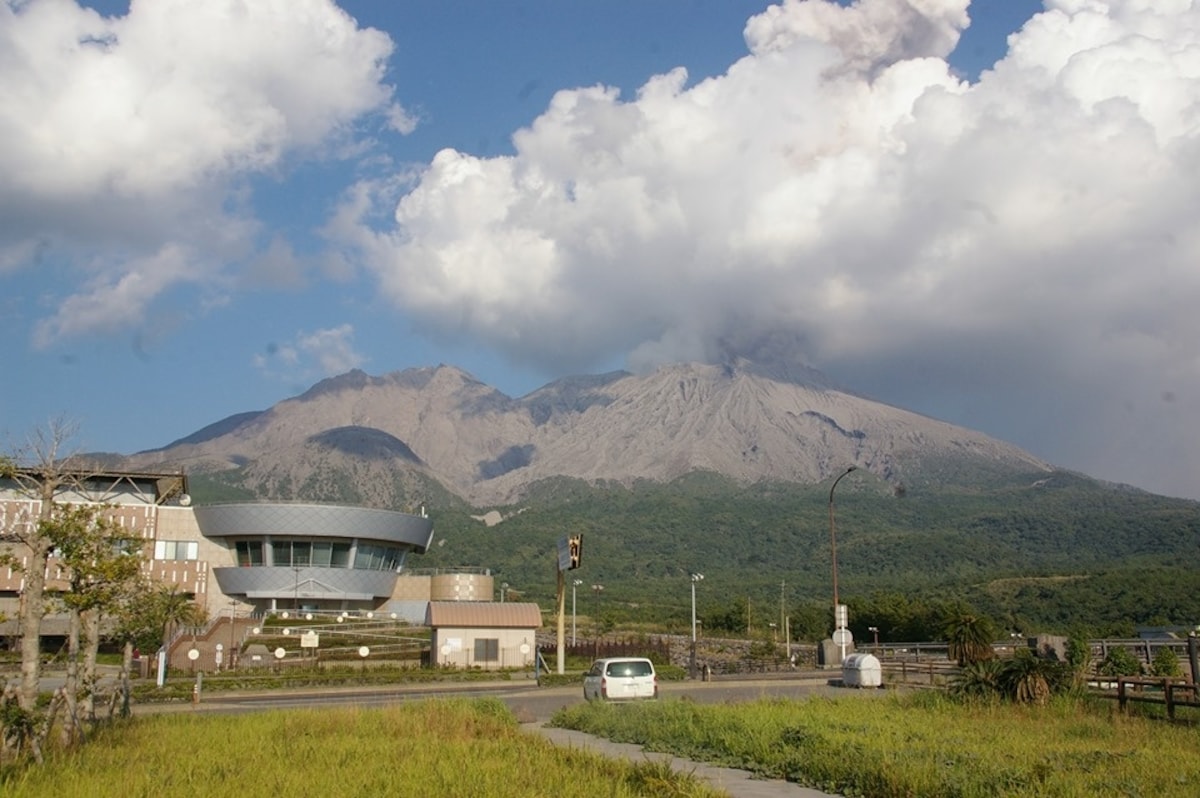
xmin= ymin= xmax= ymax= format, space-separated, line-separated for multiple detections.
xmin=139 ymin=670 xmax=859 ymax=719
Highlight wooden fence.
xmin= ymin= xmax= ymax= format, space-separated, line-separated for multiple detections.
xmin=1113 ymin=677 xmax=1200 ymax=720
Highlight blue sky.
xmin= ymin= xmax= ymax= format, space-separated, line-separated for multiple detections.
xmin=3 ymin=0 xmax=1199 ymax=501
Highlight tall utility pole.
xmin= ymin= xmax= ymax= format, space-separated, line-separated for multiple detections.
xmin=555 ymin=569 xmax=565 ymax=673
xmin=780 ymin=580 xmax=787 ymax=658
xmin=829 ymin=465 xmax=857 ymax=663
xmin=779 ymin=581 xmax=786 ymax=637
xmin=689 ymin=573 xmax=703 ymax=679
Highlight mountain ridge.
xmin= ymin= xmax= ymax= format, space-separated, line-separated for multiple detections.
xmin=115 ymin=360 xmax=1054 ymax=507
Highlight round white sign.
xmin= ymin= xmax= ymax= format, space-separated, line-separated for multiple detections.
xmin=832 ymin=628 xmax=853 ymax=646
xmin=274 ymin=647 xmax=286 ymax=659
xmin=187 ymin=648 xmax=200 ymax=661
xmin=358 ymin=646 xmax=370 ymax=658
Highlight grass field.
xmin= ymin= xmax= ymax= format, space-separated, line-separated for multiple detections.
xmin=552 ymin=691 xmax=1200 ymax=797
xmin=0 ymin=698 xmax=725 ymax=798
xmin=7 ymin=687 xmax=1199 ymax=797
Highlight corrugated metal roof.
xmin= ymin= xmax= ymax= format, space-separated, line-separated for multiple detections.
xmin=426 ymin=601 xmax=543 ymax=629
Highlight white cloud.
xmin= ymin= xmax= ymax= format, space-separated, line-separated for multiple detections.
xmin=0 ymin=0 xmax=404 ymax=343
xmin=253 ymin=324 xmax=364 ymax=382
xmin=336 ymin=0 xmax=1200 ymax=498
xmin=297 ymin=324 xmax=365 ymax=376
xmin=32 ymin=243 xmax=195 ymax=347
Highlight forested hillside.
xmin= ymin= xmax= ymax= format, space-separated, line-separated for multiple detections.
xmin=407 ymin=469 xmax=1200 ymax=640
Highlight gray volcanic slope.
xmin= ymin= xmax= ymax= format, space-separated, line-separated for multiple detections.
xmin=120 ymin=360 xmax=1052 ymax=506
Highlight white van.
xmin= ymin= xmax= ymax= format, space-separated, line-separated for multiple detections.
xmin=582 ymin=657 xmax=658 ymax=701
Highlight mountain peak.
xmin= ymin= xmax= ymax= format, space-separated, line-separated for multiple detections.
xmin=296 ymin=369 xmax=377 ymax=401
xmin=119 ymin=360 xmax=1053 ymax=505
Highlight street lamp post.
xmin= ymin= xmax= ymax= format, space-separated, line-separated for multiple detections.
xmin=591 ymin=584 xmax=604 ymax=650
xmin=869 ymin=626 xmax=879 ymax=650
xmin=690 ymin=573 xmax=704 ymax=678
xmin=572 ymin=579 xmax=582 ymax=646
xmin=829 ymin=465 xmax=857 ymax=663
xmin=500 ymin=582 xmax=508 ymax=603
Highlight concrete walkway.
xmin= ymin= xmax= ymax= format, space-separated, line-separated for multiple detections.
xmin=525 ymin=722 xmax=841 ymax=798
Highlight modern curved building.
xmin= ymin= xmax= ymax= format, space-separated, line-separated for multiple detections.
xmin=2 ymin=469 xmax=536 ymax=672
xmin=195 ymin=502 xmax=434 ymax=614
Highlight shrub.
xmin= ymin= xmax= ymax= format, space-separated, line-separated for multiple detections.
xmin=1150 ymin=647 xmax=1182 ymax=678
xmin=1098 ymin=647 xmax=1142 ymax=677
xmin=950 ymin=659 xmax=1004 ymax=701
xmin=1065 ymin=636 xmax=1092 ymax=678
xmin=951 ymin=651 xmax=1074 ymax=704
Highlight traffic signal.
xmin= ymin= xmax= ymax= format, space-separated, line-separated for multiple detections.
xmin=567 ymin=534 xmax=583 ymax=570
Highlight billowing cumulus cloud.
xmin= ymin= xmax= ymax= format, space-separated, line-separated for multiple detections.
xmin=0 ymin=0 xmax=402 ymax=342
xmin=336 ymin=0 xmax=1200 ymax=498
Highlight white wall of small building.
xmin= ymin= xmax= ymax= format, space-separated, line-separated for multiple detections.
xmin=431 ymin=626 xmax=537 ymax=670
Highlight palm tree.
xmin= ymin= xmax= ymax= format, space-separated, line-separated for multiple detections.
xmin=111 ymin=584 xmax=205 ymax=717
xmin=150 ymin=584 xmax=206 ymax=650
xmin=943 ymin=612 xmax=997 ymax=667
xmin=1000 ymin=650 xmax=1072 ymax=705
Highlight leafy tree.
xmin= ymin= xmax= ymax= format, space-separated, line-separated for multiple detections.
xmin=943 ymin=611 xmax=997 ymax=666
xmin=108 ymin=583 xmax=204 ymax=717
xmin=702 ymin=597 xmax=754 ymax=636
xmin=1098 ymin=646 xmax=1142 ymax=677
xmin=49 ymin=503 xmax=144 ymax=745
xmin=0 ymin=420 xmax=87 ymax=713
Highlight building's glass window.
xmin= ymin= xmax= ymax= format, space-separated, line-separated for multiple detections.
xmin=354 ymin=543 xmax=401 ymax=571
xmin=154 ymin=540 xmax=199 ymax=561
xmin=474 ymin=638 xmax=499 ymax=662
xmin=236 ymin=541 xmax=264 ymax=567
xmin=273 ymin=539 xmax=351 ymax=568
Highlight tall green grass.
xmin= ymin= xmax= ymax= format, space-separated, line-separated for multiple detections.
xmin=552 ymin=692 xmax=1200 ymax=797
xmin=1 ymin=699 xmax=725 ymax=798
